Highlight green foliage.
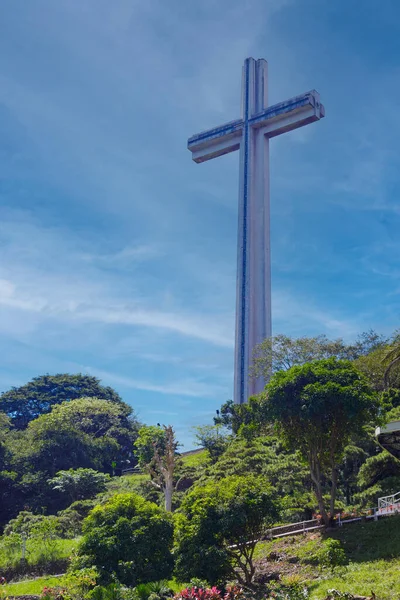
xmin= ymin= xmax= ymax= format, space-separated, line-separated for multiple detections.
xmin=193 ymin=426 xmax=231 ymax=462
xmin=79 ymin=492 xmax=174 ymax=586
xmin=134 ymin=425 xmax=180 ymax=511
xmin=9 ymin=397 xmax=137 ymax=484
xmin=356 ymin=450 xmax=400 ymax=504
xmin=199 ymin=436 xmax=312 ymax=522
xmin=61 ymin=567 xmax=99 ymax=599
xmin=4 ymin=510 xmax=45 ymax=536
xmin=252 ymin=331 xmax=386 ymax=380
xmin=174 ymin=475 xmax=279 ymax=586
xmin=49 ymin=468 xmax=110 ymax=503
xmin=265 ymin=358 xmax=379 ymax=523
xmin=0 ymin=373 xmax=124 ymax=429
xmin=135 ymin=426 xmax=167 ymax=470
xmin=308 ymin=539 xmax=347 ymax=569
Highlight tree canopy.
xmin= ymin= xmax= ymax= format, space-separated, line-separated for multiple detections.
xmin=0 ymin=373 xmax=124 ymax=429
xmin=264 ymin=358 xmax=379 ymax=525
xmin=174 ymin=475 xmax=279 ymax=586
xmin=252 ymin=331 xmax=387 ymax=380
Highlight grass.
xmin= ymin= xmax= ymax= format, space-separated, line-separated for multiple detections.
xmin=255 ymin=515 xmax=400 ymax=600
xmin=180 ymin=449 xmax=210 ymax=468
xmin=309 ymin=559 xmax=400 ymax=599
xmin=0 ymin=537 xmax=78 ymax=571
xmin=3 ymin=576 xmax=63 ymax=596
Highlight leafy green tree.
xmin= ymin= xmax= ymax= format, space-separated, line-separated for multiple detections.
xmin=193 ymin=425 xmax=231 ymax=462
xmin=79 ymin=493 xmax=174 ymax=586
xmin=355 ymin=347 xmax=400 ymax=392
xmin=383 ymin=332 xmax=400 ymax=389
xmin=174 ymin=475 xmax=279 ymax=586
xmin=48 ymin=468 xmax=110 ymax=504
xmin=135 ymin=425 xmax=179 ymax=512
xmin=355 ymin=450 xmax=400 ymax=506
xmin=0 ymin=373 xmax=124 ymax=429
xmin=264 ymin=358 xmax=379 ymax=525
xmin=252 ymin=331 xmax=387 ymax=380
xmin=10 ymin=397 xmax=138 ymax=477
xmin=214 ymin=398 xmax=270 ymax=435
xmin=199 ymin=435 xmax=313 ymax=522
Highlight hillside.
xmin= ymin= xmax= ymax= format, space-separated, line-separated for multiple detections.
xmin=254 ymin=515 xmax=400 ymax=599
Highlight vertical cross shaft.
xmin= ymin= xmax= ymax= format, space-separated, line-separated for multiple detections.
xmin=188 ymin=58 xmax=325 ymax=405
xmin=235 ymin=58 xmax=271 ymax=404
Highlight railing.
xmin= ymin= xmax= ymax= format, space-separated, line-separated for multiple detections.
xmin=121 ymin=466 xmax=142 ymax=475
xmin=377 ymin=491 xmax=400 ymax=515
xmin=264 ymin=518 xmax=323 ymax=539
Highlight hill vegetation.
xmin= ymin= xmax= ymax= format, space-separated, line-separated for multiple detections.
xmin=0 ymin=330 xmax=400 ymax=599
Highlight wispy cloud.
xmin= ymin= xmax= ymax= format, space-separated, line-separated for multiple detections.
xmin=85 ymin=366 xmax=226 ymax=399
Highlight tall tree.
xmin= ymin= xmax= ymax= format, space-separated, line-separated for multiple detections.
xmin=382 ymin=331 xmax=400 ymax=389
xmin=10 ymin=397 xmax=139 ymax=478
xmin=135 ymin=425 xmax=179 ymax=512
xmin=264 ymin=358 xmax=379 ymax=525
xmin=252 ymin=331 xmax=387 ymax=380
xmin=0 ymin=373 xmax=123 ymax=429
xmin=174 ymin=475 xmax=279 ymax=586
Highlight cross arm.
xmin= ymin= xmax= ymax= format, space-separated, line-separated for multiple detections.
xmin=249 ymin=90 xmax=325 ymax=137
xmin=188 ymin=118 xmax=243 ymax=164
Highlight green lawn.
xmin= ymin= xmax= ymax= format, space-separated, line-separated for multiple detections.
xmin=3 ymin=576 xmax=63 ymax=596
xmin=180 ymin=449 xmax=210 ymax=468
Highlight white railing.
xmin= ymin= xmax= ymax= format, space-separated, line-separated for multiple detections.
xmin=377 ymin=491 xmax=400 ymax=515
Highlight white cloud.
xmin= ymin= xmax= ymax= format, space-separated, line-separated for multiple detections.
xmin=84 ymin=366 xmax=226 ymax=398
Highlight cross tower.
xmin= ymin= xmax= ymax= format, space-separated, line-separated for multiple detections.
xmin=188 ymin=58 xmax=325 ymax=404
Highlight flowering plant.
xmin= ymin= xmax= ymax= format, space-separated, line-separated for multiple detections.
xmin=174 ymin=587 xmax=222 ymax=600
xmin=41 ymin=586 xmax=67 ymax=600
xmin=174 ymin=586 xmax=248 ymax=600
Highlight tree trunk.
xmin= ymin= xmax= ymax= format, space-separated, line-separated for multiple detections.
xmin=330 ymin=466 xmax=338 ymax=519
xmin=164 ymin=473 xmax=173 ymax=512
xmin=309 ymin=453 xmax=329 ymax=526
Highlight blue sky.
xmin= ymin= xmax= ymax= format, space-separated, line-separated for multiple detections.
xmin=1 ymin=0 xmax=400 ymax=448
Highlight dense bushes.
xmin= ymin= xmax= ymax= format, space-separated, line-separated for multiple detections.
xmin=174 ymin=475 xmax=279 ymax=586
xmin=78 ymin=493 xmax=174 ymax=586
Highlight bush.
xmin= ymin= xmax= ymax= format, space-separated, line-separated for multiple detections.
xmin=78 ymin=493 xmax=173 ymax=586
xmin=4 ymin=511 xmax=44 ymax=536
xmin=309 ymin=539 xmax=347 ymax=569
xmin=174 ymin=475 xmax=279 ymax=586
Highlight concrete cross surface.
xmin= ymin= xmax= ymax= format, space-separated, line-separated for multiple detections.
xmin=188 ymin=58 xmax=325 ymax=404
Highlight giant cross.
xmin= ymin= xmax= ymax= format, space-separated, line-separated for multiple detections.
xmin=188 ymin=58 xmax=325 ymax=404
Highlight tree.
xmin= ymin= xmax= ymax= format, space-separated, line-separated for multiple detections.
xmin=0 ymin=373 xmax=124 ymax=429
xmin=264 ymin=358 xmax=379 ymax=525
xmin=48 ymin=468 xmax=110 ymax=504
xmin=11 ymin=396 xmax=139 ymax=476
xmin=135 ymin=425 xmax=179 ymax=512
xmin=79 ymin=493 xmax=174 ymax=586
xmin=174 ymin=475 xmax=279 ymax=587
xmin=382 ymin=331 xmax=400 ymax=389
xmin=193 ymin=425 xmax=231 ymax=462
xmin=200 ymin=436 xmax=313 ymax=522
xmin=355 ymin=450 xmax=400 ymax=506
xmin=214 ymin=399 xmax=270 ymax=435
xmin=252 ymin=331 xmax=387 ymax=380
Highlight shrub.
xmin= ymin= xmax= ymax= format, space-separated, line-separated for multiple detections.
xmin=174 ymin=475 xmax=279 ymax=586
xmin=309 ymin=539 xmax=347 ymax=569
xmin=78 ymin=493 xmax=173 ymax=586
xmin=61 ymin=567 xmax=99 ymax=600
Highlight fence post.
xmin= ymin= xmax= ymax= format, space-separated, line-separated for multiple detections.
xmin=374 ymin=508 xmax=378 ymax=522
